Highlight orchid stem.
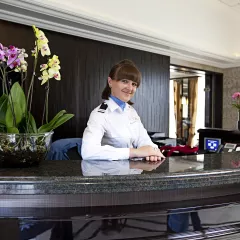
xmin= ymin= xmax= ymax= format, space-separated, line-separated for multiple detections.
xmin=0 ymin=67 xmax=5 ymax=94
xmin=4 ymin=69 xmax=16 ymax=127
xmin=26 ymin=44 xmax=38 ymax=133
xmin=41 ymin=94 xmax=46 ymax=126
xmin=45 ymin=81 xmax=49 ymax=123
xmin=41 ymin=82 xmax=50 ymax=125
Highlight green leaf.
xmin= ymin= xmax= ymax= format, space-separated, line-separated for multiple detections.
xmin=0 ymin=94 xmax=8 ymax=125
xmin=7 ymin=127 xmax=19 ymax=133
xmin=51 ymin=114 xmax=74 ymax=130
xmin=38 ymin=111 xmax=74 ymax=133
xmin=5 ymin=82 xmax=27 ymax=128
xmin=27 ymin=112 xmax=37 ymax=133
xmin=232 ymin=103 xmax=240 ymax=110
xmin=38 ymin=110 xmax=67 ymax=133
xmin=18 ymin=113 xmax=37 ymax=133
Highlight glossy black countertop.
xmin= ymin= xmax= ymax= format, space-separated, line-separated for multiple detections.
xmin=3 ymin=153 xmax=240 ymax=238
xmin=1 ymin=152 xmax=240 ymax=209
xmin=1 ymin=152 xmax=240 ymax=195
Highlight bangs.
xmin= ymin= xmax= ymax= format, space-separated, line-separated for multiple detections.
xmin=114 ymin=65 xmax=141 ymax=87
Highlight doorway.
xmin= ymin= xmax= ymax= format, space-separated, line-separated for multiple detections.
xmin=169 ymin=65 xmax=223 ymax=146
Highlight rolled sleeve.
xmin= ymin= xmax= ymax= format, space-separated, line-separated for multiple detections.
xmin=136 ymin=121 xmax=158 ymax=149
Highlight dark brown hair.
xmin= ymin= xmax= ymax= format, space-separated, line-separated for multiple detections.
xmin=101 ymin=59 xmax=141 ymax=105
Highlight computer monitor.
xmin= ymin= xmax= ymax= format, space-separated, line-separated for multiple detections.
xmin=204 ymin=137 xmax=221 ymax=152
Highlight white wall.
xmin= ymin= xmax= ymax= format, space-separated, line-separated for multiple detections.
xmin=32 ymin=0 xmax=240 ymax=59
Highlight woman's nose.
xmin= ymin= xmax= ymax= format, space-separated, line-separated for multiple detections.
xmin=127 ymin=82 xmax=133 ymax=90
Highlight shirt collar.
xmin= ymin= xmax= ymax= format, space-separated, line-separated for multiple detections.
xmin=105 ymin=98 xmax=128 ymax=112
xmin=110 ymin=95 xmax=126 ymax=111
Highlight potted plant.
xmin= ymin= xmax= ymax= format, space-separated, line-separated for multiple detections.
xmin=0 ymin=25 xmax=74 ymax=167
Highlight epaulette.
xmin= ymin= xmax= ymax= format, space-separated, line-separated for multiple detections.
xmin=98 ymin=102 xmax=108 ymax=113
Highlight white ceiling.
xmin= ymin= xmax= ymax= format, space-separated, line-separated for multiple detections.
xmin=170 ymin=66 xmax=205 ymax=79
xmin=219 ymin=0 xmax=240 ymax=7
xmin=1 ymin=0 xmax=240 ymax=68
xmin=170 ymin=72 xmax=199 ymax=79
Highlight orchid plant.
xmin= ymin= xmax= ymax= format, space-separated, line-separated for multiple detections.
xmin=0 ymin=25 xmax=73 ymax=134
xmin=232 ymin=92 xmax=240 ymax=111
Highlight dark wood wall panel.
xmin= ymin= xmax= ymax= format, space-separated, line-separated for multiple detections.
xmin=0 ymin=20 xmax=170 ymax=140
xmin=205 ymin=73 xmax=223 ymax=128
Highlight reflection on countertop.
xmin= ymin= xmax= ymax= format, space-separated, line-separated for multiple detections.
xmin=1 ymin=152 xmax=240 ymax=196
xmin=2 ymin=153 xmax=240 ymax=240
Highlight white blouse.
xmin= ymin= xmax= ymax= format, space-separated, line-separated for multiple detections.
xmin=81 ymin=98 xmax=157 ymax=160
xmin=81 ymin=160 xmax=142 ymax=176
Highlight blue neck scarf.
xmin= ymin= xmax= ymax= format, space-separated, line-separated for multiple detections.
xmin=110 ymin=95 xmax=126 ymax=111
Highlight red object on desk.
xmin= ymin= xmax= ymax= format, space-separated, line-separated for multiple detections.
xmin=160 ymin=145 xmax=199 ymax=157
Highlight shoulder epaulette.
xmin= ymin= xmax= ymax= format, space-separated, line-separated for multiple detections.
xmin=98 ymin=102 xmax=108 ymax=113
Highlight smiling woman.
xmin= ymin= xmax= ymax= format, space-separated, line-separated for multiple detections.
xmin=81 ymin=59 xmax=165 ymax=161
xmin=102 ymin=60 xmax=141 ymax=104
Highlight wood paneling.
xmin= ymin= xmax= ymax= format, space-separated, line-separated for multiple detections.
xmin=213 ymin=73 xmax=223 ymax=128
xmin=0 ymin=20 xmax=170 ymax=139
xmin=205 ymin=72 xmax=223 ymax=128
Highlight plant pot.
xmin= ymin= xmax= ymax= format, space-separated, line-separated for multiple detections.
xmin=0 ymin=132 xmax=53 ymax=167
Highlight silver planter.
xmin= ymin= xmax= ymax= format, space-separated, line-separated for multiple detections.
xmin=0 ymin=132 xmax=53 ymax=167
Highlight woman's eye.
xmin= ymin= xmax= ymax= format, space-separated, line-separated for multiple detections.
xmin=132 ymin=83 xmax=137 ymax=87
xmin=121 ymin=79 xmax=128 ymax=83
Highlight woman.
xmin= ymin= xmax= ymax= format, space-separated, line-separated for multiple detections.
xmin=81 ymin=159 xmax=162 ymax=176
xmin=81 ymin=59 xmax=165 ymax=161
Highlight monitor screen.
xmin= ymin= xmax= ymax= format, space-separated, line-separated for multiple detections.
xmin=204 ymin=138 xmax=221 ymax=152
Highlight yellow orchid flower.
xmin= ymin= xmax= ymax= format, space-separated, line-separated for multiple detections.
xmin=37 ymin=39 xmax=49 ymax=49
xmin=40 ymin=44 xmax=51 ymax=56
xmin=32 ymin=25 xmax=40 ymax=37
xmin=53 ymin=71 xmax=61 ymax=80
xmin=48 ymin=68 xmax=61 ymax=80
xmin=33 ymin=25 xmax=50 ymax=56
xmin=51 ymin=64 xmax=60 ymax=71
xmin=40 ymin=64 xmax=48 ymax=71
xmin=40 ymin=70 xmax=50 ymax=85
xmin=48 ymin=68 xmax=55 ymax=78
xmin=48 ymin=55 xmax=60 ymax=67
xmin=33 ymin=26 xmax=48 ymax=41
xmin=36 ymin=30 xmax=47 ymax=40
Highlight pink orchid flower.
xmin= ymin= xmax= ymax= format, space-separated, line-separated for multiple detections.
xmin=0 ymin=49 xmax=5 ymax=61
xmin=231 ymin=160 xmax=240 ymax=168
xmin=7 ymin=53 xmax=18 ymax=67
xmin=8 ymin=58 xmax=21 ymax=69
xmin=6 ymin=46 xmax=20 ymax=67
xmin=0 ymin=43 xmax=6 ymax=61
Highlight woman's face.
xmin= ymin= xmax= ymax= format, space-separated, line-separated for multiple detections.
xmin=108 ymin=77 xmax=138 ymax=102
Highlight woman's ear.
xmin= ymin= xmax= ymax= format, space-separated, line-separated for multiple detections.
xmin=108 ymin=77 xmax=112 ymax=88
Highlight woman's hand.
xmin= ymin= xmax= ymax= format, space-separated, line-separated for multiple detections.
xmin=130 ymin=160 xmax=164 ymax=171
xmin=130 ymin=145 xmax=165 ymax=161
